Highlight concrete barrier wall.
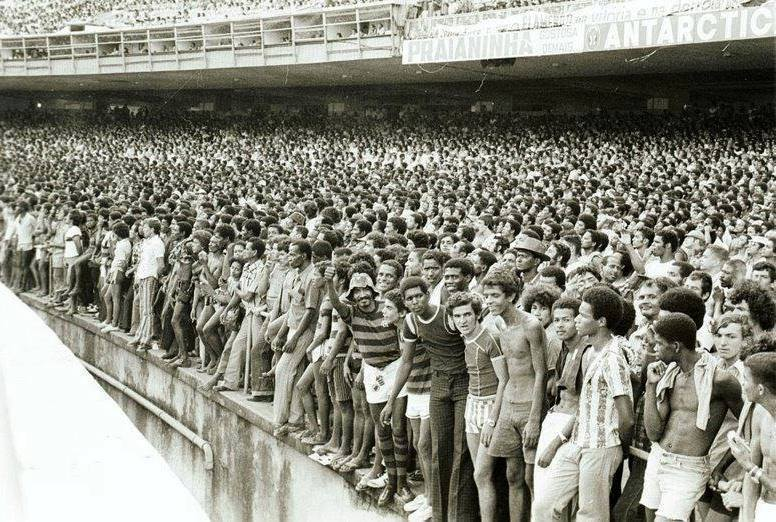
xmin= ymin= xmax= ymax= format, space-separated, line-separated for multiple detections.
xmin=24 ymin=296 xmax=399 ymax=522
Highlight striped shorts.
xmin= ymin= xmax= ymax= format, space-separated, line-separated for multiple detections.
xmin=464 ymin=393 xmax=496 ymax=435
xmin=326 ymin=356 xmax=351 ymax=403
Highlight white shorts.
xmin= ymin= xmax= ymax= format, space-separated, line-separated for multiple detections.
xmin=533 ymin=410 xmax=574 ymax=494
xmin=362 ymin=358 xmax=407 ymax=405
xmin=464 ymin=394 xmax=495 ymax=435
xmin=405 ymin=392 xmax=430 ymax=420
xmin=640 ymin=443 xmax=710 ymax=521
xmin=756 ymin=498 xmax=776 ymax=521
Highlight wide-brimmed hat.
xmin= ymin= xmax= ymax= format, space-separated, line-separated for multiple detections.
xmin=685 ymin=229 xmax=705 ymax=242
xmin=512 ymin=235 xmax=550 ymax=261
xmin=347 ymin=272 xmax=377 ymax=301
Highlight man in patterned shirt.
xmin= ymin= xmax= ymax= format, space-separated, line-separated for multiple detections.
xmin=533 ymin=286 xmax=634 ymax=521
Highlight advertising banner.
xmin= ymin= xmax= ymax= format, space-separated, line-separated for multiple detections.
xmin=583 ymin=4 xmax=776 ymax=51
xmin=405 ymin=0 xmax=746 ymax=39
xmin=402 ymin=25 xmax=584 ymax=64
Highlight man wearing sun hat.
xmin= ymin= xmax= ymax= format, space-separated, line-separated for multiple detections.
xmin=682 ymin=229 xmax=707 ymax=267
xmin=324 ymin=267 xmax=413 ymax=507
xmin=512 ymin=234 xmax=550 ymax=286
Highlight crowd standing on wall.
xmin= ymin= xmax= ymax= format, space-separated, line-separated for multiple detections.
xmin=1 ymin=103 xmax=776 ymax=521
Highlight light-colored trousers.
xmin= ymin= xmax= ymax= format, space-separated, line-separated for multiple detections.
xmin=532 ymin=442 xmax=622 ymax=522
xmin=533 ymin=411 xmax=574 ymax=495
xmin=272 ymin=326 xmax=315 ymax=426
xmin=223 ymin=312 xmax=264 ymax=390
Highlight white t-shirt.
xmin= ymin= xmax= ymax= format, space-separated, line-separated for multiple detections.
xmin=14 ymin=213 xmax=36 ymax=251
xmin=64 ymin=226 xmax=82 ymax=258
xmin=644 ymin=257 xmax=671 ymax=279
xmin=109 ymin=238 xmax=132 ymax=274
xmin=135 ymin=235 xmax=165 ymax=281
xmin=429 ymin=280 xmax=444 ymax=306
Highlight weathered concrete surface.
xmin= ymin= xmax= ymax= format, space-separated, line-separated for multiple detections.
xmin=0 ymin=285 xmax=208 ymax=522
xmin=21 ymin=293 xmax=400 ymax=522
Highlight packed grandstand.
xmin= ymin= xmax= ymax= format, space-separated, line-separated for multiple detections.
xmin=1 ymin=0 xmax=573 ymax=35
xmin=2 ymin=0 xmax=776 ymax=521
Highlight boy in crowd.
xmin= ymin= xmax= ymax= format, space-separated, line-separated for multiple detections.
xmin=449 ymin=291 xmax=508 ymax=522
xmin=534 ymin=286 xmax=634 ymax=521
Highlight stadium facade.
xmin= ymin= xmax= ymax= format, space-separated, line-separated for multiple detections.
xmin=1 ymin=1 xmax=774 ymax=520
xmin=0 ymin=0 xmax=773 ymax=112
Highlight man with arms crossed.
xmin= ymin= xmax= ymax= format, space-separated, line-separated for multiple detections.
xmin=482 ymin=269 xmax=546 ymax=521
xmin=643 ymin=312 xmax=744 ymax=521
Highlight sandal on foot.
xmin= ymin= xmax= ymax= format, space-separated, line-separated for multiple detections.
xmin=339 ymin=459 xmax=366 ymax=473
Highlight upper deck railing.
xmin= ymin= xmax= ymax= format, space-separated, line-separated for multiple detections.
xmin=0 ymin=2 xmax=396 ymax=63
xmin=0 ymin=0 xmax=763 ymax=68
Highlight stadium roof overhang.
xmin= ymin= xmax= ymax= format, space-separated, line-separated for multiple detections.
xmin=0 ymin=37 xmax=772 ymax=91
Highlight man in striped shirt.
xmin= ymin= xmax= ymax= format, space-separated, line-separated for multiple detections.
xmin=324 ymin=266 xmax=413 ymax=507
xmin=533 ymin=286 xmax=634 ymax=521
xmin=382 ymin=276 xmax=478 ymax=522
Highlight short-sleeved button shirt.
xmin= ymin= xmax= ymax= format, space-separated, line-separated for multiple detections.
xmin=572 ymin=340 xmax=633 ymax=449
xmin=286 ymin=264 xmax=318 ymax=332
xmin=239 ymin=259 xmax=265 ymax=311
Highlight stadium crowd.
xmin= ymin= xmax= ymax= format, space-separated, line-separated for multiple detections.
xmin=0 ymin=0 xmax=573 ymax=35
xmin=1 ymin=103 xmax=776 ymax=522
xmin=0 ymin=0 xmax=380 ymax=35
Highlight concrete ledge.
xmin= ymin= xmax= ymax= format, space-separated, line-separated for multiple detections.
xmin=20 ymin=293 xmax=402 ymax=522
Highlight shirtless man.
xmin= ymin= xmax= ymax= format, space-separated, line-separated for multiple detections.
xmin=643 ymin=312 xmax=744 ymax=521
xmin=729 ymin=351 xmax=776 ymax=521
xmin=481 ymin=269 xmax=546 ymax=521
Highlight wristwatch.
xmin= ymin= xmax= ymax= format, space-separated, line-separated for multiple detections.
xmin=749 ymin=466 xmax=764 ymax=484
xmin=486 ymin=419 xmax=496 ymax=427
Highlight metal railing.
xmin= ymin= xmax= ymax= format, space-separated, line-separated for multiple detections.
xmin=80 ymin=359 xmax=215 ymax=472
xmin=0 ymin=4 xmax=395 ymax=63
